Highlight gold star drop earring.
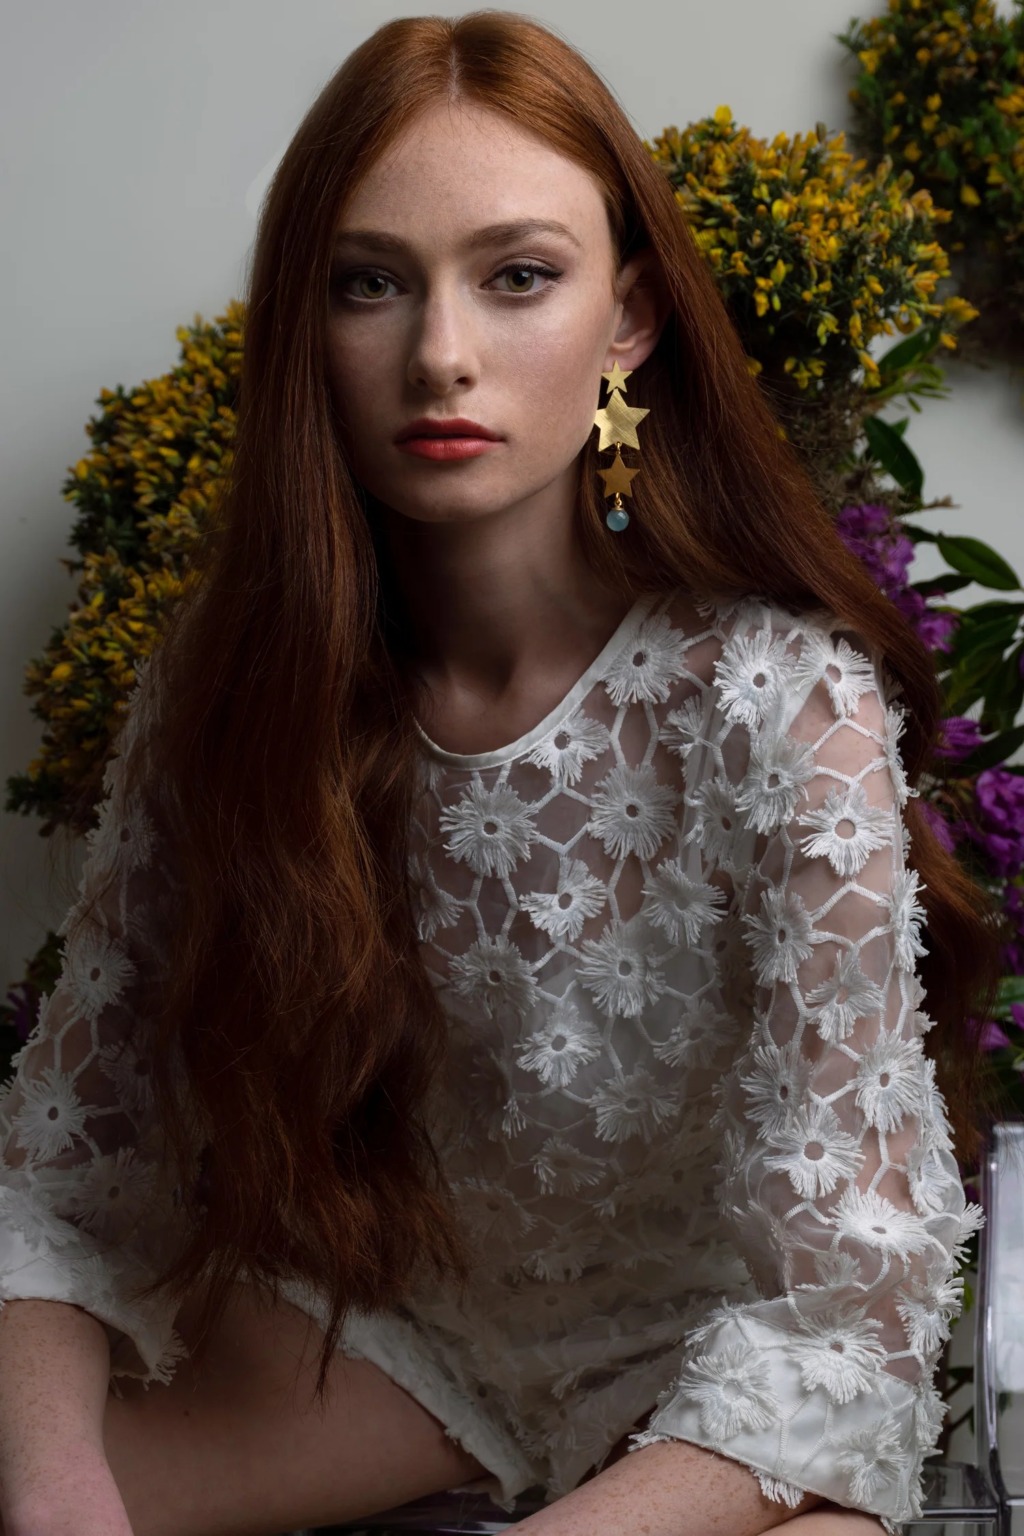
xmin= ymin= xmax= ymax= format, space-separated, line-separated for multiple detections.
xmin=592 ymin=361 xmax=649 ymax=532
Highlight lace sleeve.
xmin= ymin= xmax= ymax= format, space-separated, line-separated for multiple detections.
xmin=627 ymin=602 xmax=979 ymax=1534
xmin=0 ymin=657 xmax=192 ymax=1388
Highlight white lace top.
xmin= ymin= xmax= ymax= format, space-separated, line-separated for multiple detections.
xmin=0 ymin=586 xmax=979 ymax=1531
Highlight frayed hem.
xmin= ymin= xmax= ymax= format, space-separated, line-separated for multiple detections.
xmin=628 ymin=1427 xmax=680 ymax=1453
xmin=108 ymin=1325 xmax=190 ymax=1391
xmin=751 ymin=1469 xmax=811 ymax=1509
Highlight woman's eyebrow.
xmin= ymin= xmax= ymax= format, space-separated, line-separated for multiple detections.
xmin=331 ymin=219 xmax=584 ymax=253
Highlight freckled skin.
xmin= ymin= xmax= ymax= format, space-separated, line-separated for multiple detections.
xmin=321 ymin=101 xmax=885 ymax=1536
xmin=326 ymin=97 xmax=641 ymax=538
xmin=520 ymin=1434 xmax=881 ymax=1536
xmin=0 ymin=85 xmax=897 ymax=1536
xmin=324 ymin=93 xmax=669 ymax=755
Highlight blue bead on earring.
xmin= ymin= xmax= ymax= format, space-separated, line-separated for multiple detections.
xmin=592 ymin=363 xmax=648 ymax=532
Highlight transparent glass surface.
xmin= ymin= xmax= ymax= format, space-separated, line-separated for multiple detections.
xmin=992 ymin=1126 xmax=1024 ymax=1500
xmin=903 ymin=1524 xmax=997 ymax=1536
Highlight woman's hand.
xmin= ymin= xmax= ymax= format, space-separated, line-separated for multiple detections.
xmin=4 ymin=1444 xmax=135 ymax=1536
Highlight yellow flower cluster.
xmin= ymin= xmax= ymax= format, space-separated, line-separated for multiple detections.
xmin=840 ymin=0 xmax=1024 ymax=273
xmin=8 ymin=303 xmax=243 ymax=827
xmin=646 ymin=106 xmax=976 ymax=391
xmin=4 ymin=97 xmax=984 ymax=829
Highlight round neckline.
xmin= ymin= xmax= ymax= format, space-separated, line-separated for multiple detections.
xmin=413 ymin=590 xmax=663 ymax=770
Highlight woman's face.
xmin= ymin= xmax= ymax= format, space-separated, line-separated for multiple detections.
xmin=326 ymin=98 xmax=655 ymax=530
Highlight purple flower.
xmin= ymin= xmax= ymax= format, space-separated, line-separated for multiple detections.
xmin=881 ymin=533 xmax=915 ymax=587
xmin=980 ymin=1019 xmax=1013 ymax=1051
xmin=970 ymin=769 xmax=1024 ymax=879
xmin=917 ymin=614 xmax=959 ymax=653
xmin=836 ymin=502 xmax=959 ymax=653
xmin=892 ymin=586 xmax=959 ymax=653
xmin=836 ymin=503 xmax=890 ymax=542
xmin=3 ymin=981 xmax=39 ymax=1045
xmin=1001 ymin=884 xmax=1024 ymax=973
xmin=917 ymin=796 xmax=961 ymax=854
xmin=836 ymin=503 xmax=909 ymax=595
xmin=935 ymin=716 xmax=984 ymax=762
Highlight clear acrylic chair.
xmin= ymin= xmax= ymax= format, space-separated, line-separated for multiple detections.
xmin=860 ymin=1119 xmax=1019 ymax=1536
xmin=974 ymin=1121 xmax=1024 ymax=1536
xmin=288 ymin=1120 xmax=1024 ymax=1536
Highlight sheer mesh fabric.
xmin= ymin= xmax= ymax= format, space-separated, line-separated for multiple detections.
xmin=0 ymin=655 xmax=191 ymax=1384
xmin=0 ymin=592 xmax=977 ymax=1526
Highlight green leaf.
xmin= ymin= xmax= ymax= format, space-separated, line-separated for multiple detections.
xmin=954 ymin=724 xmax=1024 ymax=776
xmin=903 ymin=523 xmax=940 ymax=545
xmin=949 ymin=610 xmax=1019 ymax=667
xmin=994 ymin=975 xmax=1024 ymax=1021
xmin=943 ymin=648 xmax=1002 ymax=716
xmin=875 ymin=327 xmax=941 ymax=379
xmin=961 ymin=600 xmax=1024 ymax=621
xmin=982 ymin=640 xmax=1024 ymax=734
xmin=938 ymin=536 xmax=1021 ymax=592
xmin=911 ymin=573 xmax=973 ymax=597
xmin=862 ymin=416 xmax=925 ymax=500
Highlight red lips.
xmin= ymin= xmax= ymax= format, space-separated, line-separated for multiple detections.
xmin=395 ymin=416 xmax=502 ymax=443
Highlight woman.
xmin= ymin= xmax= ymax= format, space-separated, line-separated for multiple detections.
xmin=0 ymin=12 xmax=1000 ymax=1536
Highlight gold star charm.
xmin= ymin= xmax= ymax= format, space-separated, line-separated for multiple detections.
xmin=593 ymin=389 xmax=650 ymax=452
xmin=597 ymin=448 xmax=640 ymax=500
xmin=601 ymin=361 xmax=633 ymax=393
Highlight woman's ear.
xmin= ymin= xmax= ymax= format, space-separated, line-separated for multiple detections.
xmin=604 ymin=249 xmax=672 ymax=375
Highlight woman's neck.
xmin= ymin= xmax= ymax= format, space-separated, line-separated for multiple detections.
xmin=383 ymin=491 xmax=623 ymax=684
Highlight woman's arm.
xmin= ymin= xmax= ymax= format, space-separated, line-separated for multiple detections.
xmin=518 ymin=605 xmax=959 ymax=1536
xmin=0 ymin=1298 xmax=135 ymax=1536
xmin=513 ymin=1437 xmax=836 ymax=1536
xmin=0 ymin=656 xmax=190 ymax=1385
xmin=0 ymin=660 xmax=191 ymax=1532
xmin=567 ymin=605 xmax=970 ymax=1533
xmin=0 ymin=1295 xmax=109 ymax=1457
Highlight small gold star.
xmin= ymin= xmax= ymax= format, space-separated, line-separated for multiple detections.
xmin=601 ymin=362 xmax=633 ymax=393
xmin=597 ymin=448 xmax=640 ymax=499
xmin=593 ymin=389 xmax=650 ymax=452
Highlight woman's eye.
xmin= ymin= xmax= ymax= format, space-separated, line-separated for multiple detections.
xmin=493 ymin=263 xmax=561 ymax=296
xmin=327 ymin=269 xmax=395 ymax=302
xmin=329 ymin=262 xmax=562 ymax=304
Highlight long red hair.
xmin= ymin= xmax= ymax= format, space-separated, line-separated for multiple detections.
xmin=95 ymin=10 xmax=1001 ymax=1403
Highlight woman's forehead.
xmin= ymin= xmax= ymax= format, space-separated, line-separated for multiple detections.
xmin=346 ymin=100 xmax=601 ymax=205
xmin=336 ymin=104 xmax=608 ymax=246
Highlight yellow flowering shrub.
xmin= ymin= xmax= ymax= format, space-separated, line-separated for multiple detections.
xmin=0 ymin=103 xmax=986 ymax=1054
xmin=839 ymin=0 xmax=1024 ymax=327
xmin=6 ymin=120 xmax=980 ymax=846
xmin=4 ymin=303 xmax=242 ymax=834
xmin=646 ymin=105 xmax=977 ymax=393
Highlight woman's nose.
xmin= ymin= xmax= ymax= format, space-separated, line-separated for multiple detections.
xmin=405 ymin=286 xmax=478 ymax=393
